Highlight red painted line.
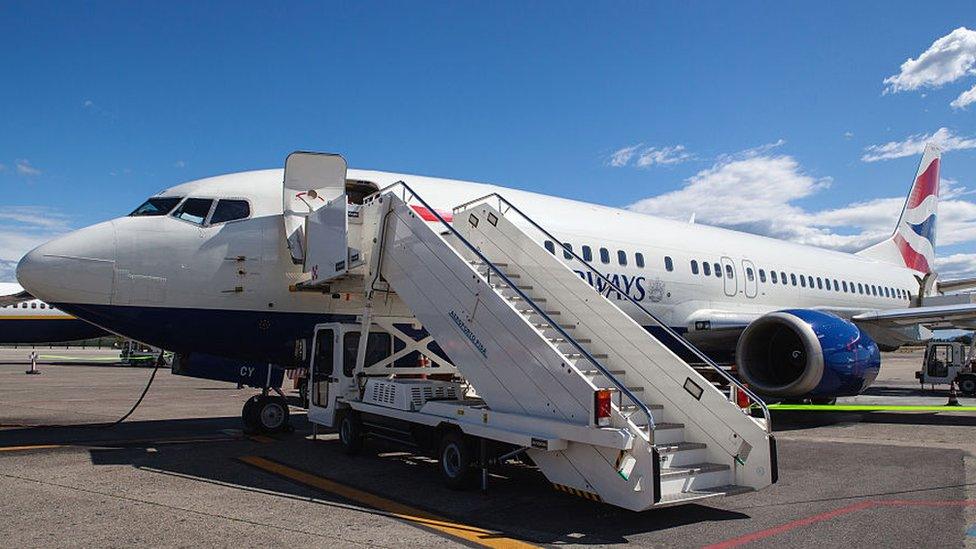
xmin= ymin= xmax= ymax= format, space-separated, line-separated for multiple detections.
xmin=703 ymin=499 xmax=976 ymax=549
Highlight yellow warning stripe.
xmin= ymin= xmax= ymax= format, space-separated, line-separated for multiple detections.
xmin=240 ymin=456 xmax=537 ymax=548
xmin=0 ymin=444 xmax=62 ymax=453
xmin=551 ymin=482 xmax=603 ymax=502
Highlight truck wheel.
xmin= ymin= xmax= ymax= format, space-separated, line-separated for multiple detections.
xmin=254 ymin=396 xmax=289 ymax=434
xmin=339 ymin=412 xmax=364 ymax=455
xmin=959 ymin=375 xmax=976 ymax=397
xmin=438 ymin=431 xmax=477 ymax=490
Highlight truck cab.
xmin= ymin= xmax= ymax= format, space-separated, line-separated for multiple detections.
xmin=916 ymin=340 xmax=976 ymax=396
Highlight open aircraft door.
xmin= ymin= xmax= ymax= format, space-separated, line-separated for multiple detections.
xmin=282 ymin=152 xmax=351 ymax=283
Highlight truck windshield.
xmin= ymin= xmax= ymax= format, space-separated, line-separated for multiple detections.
xmin=129 ymin=197 xmax=183 ymax=217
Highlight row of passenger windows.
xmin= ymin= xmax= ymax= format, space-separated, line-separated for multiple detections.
xmin=129 ymin=196 xmax=251 ymax=226
xmin=2 ymin=302 xmax=55 ymax=309
xmin=542 ymin=239 xmax=911 ymax=301
xmin=689 ymin=259 xmax=911 ymax=300
xmin=544 ymin=240 xmax=671 ymax=271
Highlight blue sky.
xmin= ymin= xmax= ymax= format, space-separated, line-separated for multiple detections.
xmin=1 ymin=2 xmax=975 ymax=281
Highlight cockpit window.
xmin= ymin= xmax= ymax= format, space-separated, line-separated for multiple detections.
xmin=210 ymin=200 xmax=251 ymax=224
xmin=129 ymin=197 xmax=183 ymax=217
xmin=172 ymin=198 xmax=214 ymax=225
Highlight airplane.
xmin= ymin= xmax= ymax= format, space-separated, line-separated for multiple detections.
xmin=0 ymin=282 xmax=108 ymax=343
xmin=14 ymin=144 xmax=976 ymax=407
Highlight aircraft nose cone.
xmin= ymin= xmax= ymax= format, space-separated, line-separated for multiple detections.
xmin=17 ymin=220 xmax=118 ymax=305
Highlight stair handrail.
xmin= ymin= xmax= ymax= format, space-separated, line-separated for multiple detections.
xmin=452 ymin=193 xmax=772 ymax=434
xmin=367 ymin=181 xmax=656 ymax=433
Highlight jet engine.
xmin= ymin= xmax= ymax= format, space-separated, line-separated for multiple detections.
xmin=735 ymin=309 xmax=881 ymax=398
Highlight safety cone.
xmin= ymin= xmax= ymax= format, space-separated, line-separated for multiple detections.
xmin=947 ymin=383 xmax=961 ymax=407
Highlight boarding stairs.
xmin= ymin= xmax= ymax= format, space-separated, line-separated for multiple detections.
xmin=285 ymin=153 xmax=776 ymax=511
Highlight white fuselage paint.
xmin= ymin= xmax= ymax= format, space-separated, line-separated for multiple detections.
xmin=16 ymin=168 xmax=922 ymax=352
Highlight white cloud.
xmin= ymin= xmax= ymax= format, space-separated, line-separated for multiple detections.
xmin=0 ymin=206 xmax=72 ymax=282
xmin=861 ymin=127 xmax=976 ymax=162
xmin=950 ymin=82 xmax=976 ymax=109
xmin=83 ymin=99 xmax=94 ymax=108
xmin=883 ymin=27 xmax=976 ymax=94
xmin=174 ymin=160 xmax=186 ymax=168
xmin=14 ymin=159 xmax=41 ymax=177
xmin=608 ymin=143 xmax=694 ymax=168
xmin=844 ymin=131 xmax=854 ymax=140
xmin=626 ymin=147 xmax=976 ymax=277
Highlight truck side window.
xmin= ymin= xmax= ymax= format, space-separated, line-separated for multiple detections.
xmin=343 ymin=332 xmax=393 ymax=377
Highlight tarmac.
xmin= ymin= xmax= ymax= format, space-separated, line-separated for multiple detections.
xmin=1 ymin=347 xmax=974 ymax=548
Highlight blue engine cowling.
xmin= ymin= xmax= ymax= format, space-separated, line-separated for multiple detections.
xmin=735 ymin=309 xmax=881 ymax=398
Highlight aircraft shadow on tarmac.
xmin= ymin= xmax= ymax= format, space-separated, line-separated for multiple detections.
xmin=772 ymin=410 xmax=976 ymax=431
xmin=0 ymin=414 xmax=749 ymax=545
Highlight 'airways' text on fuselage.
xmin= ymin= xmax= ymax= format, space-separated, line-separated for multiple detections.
xmin=573 ymin=270 xmax=651 ymax=302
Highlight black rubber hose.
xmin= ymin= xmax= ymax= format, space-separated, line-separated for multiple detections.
xmin=100 ymin=361 xmax=162 ymax=429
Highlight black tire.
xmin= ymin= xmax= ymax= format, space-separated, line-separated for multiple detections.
xmin=242 ymin=395 xmax=262 ymax=432
xmin=438 ymin=431 xmax=478 ymax=490
xmin=958 ymin=375 xmax=976 ymax=397
xmin=339 ymin=412 xmax=364 ymax=455
xmin=254 ymin=395 xmax=289 ymax=434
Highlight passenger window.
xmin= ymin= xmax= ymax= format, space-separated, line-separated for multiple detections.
xmin=600 ymin=248 xmax=610 ymax=264
xmin=759 ymin=269 xmax=766 ymax=283
xmin=800 ymin=276 xmax=806 ymax=288
xmin=617 ymin=250 xmax=627 ymax=266
xmin=703 ymin=262 xmax=711 ymax=276
xmin=858 ymin=283 xmax=864 ymax=294
xmin=746 ymin=267 xmax=754 ymax=282
xmin=544 ymin=240 xmax=555 ymax=254
xmin=884 ymin=287 xmax=890 ymax=298
xmin=582 ymin=245 xmax=592 ymax=262
xmin=172 ymin=198 xmax=214 ymax=225
xmin=665 ymin=256 xmax=674 ymax=272
xmin=715 ymin=263 xmax=723 ymax=278
xmin=771 ymin=270 xmax=778 ymax=284
xmin=691 ymin=260 xmax=699 ymax=275
xmin=834 ymin=279 xmax=839 ymax=291
xmin=635 ymin=253 xmax=645 ymax=268
xmin=725 ymin=264 xmax=733 ymax=278
xmin=816 ymin=277 xmax=823 ymax=290
xmin=780 ymin=271 xmax=787 ymax=285
xmin=790 ymin=274 xmax=797 ymax=286
xmin=562 ymin=243 xmax=573 ymax=260
xmin=210 ymin=199 xmax=250 ymax=224
xmin=842 ymin=281 xmax=848 ymax=292
xmin=807 ymin=276 xmax=813 ymax=288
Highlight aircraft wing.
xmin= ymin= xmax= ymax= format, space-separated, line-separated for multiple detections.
xmin=0 ymin=289 xmax=33 ymax=307
xmin=937 ymin=276 xmax=976 ymax=293
xmin=852 ymin=303 xmax=976 ymax=329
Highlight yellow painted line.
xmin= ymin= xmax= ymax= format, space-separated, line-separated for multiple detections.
xmin=0 ymin=316 xmax=76 ymax=320
xmin=240 ymin=456 xmax=537 ymax=549
xmin=248 ymin=435 xmax=275 ymax=443
xmin=0 ymin=444 xmax=62 ymax=452
xmin=769 ymin=404 xmax=976 ymax=412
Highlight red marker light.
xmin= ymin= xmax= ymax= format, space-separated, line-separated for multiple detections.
xmin=595 ymin=389 xmax=612 ymax=427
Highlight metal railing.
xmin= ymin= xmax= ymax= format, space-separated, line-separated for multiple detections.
xmin=366 ymin=181 xmax=657 ymax=433
xmin=452 ymin=193 xmax=772 ymax=433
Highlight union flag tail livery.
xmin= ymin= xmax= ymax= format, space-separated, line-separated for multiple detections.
xmin=857 ymin=143 xmax=941 ymax=274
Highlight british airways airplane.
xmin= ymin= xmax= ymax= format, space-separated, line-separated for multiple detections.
xmin=12 ymin=144 xmax=976 ymax=401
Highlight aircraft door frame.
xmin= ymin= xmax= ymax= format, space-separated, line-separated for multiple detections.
xmin=741 ymin=259 xmax=758 ymax=299
xmin=720 ymin=256 xmax=737 ymax=297
xmin=308 ymin=324 xmax=341 ymax=427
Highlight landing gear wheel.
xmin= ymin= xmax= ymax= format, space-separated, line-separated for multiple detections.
xmin=810 ymin=397 xmax=837 ymax=405
xmin=438 ymin=431 xmax=478 ymax=490
xmin=958 ymin=375 xmax=976 ymax=397
xmin=243 ymin=395 xmax=290 ymax=434
xmin=339 ymin=412 xmax=364 ymax=455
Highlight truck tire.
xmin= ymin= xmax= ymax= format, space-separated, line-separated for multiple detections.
xmin=959 ymin=375 xmax=976 ymax=397
xmin=438 ymin=431 xmax=477 ymax=490
xmin=339 ymin=412 xmax=364 ymax=455
xmin=242 ymin=395 xmax=262 ymax=432
xmin=253 ymin=395 xmax=289 ymax=434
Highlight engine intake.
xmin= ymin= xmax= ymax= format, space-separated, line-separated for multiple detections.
xmin=735 ymin=309 xmax=881 ymax=398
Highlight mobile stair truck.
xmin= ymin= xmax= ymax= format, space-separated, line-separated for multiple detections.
xmin=284 ymin=152 xmax=777 ymax=511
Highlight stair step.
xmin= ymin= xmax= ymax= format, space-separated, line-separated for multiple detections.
xmin=651 ymin=422 xmax=684 ymax=431
xmin=660 ymin=462 xmax=728 ymax=478
xmin=656 ymin=485 xmax=753 ymax=506
xmin=490 ymin=283 xmax=534 ymax=291
xmin=532 ymin=322 xmax=576 ymax=330
xmin=619 ymin=403 xmax=664 ymax=412
xmin=518 ymin=309 xmax=561 ymax=316
xmin=507 ymin=295 xmax=547 ymax=303
xmin=469 ymin=261 xmax=509 ymax=268
xmin=548 ymin=337 xmax=592 ymax=344
xmin=580 ymin=368 xmax=626 ymax=376
xmin=656 ymin=441 xmax=707 ymax=454
xmin=565 ymin=353 xmax=609 ymax=360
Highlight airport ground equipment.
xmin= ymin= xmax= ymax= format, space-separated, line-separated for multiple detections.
xmin=916 ymin=339 xmax=976 ymax=396
xmin=287 ymin=152 xmax=776 ymax=511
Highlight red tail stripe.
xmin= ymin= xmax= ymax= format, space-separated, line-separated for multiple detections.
xmin=906 ymin=158 xmax=940 ymax=210
xmin=893 ymin=233 xmax=931 ymax=273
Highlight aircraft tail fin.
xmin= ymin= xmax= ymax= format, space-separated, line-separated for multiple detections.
xmin=856 ymin=143 xmax=941 ymax=273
